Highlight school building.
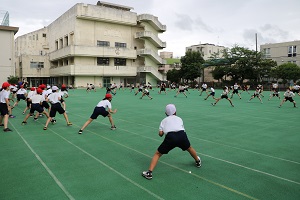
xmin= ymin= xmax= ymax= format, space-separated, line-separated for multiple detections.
xmin=14 ymin=1 xmax=166 ymax=88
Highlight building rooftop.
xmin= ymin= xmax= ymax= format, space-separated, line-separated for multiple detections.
xmin=0 ymin=25 xmax=19 ymax=34
xmin=96 ymin=1 xmax=133 ymax=11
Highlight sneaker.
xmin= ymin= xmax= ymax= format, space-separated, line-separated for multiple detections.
xmin=211 ymin=103 xmax=215 ymax=106
xmin=195 ymin=156 xmax=202 ymax=168
xmin=43 ymin=127 xmax=47 ymax=130
xmin=231 ymin=104 xmax=234 ymax=107
xmin=0 ymin=124 xmax=3 ymax=127
xmin=22 ymin=121 xmax=27 ymax=125
xmin=22 ymin=112 xmax=25 ymax=115
xmin=78 ymin=129 xmax=83 ymax=134
xmin=34 ymin=118 xmax=38 ymax=121
xmin=142 ymin=170 xmax=152 ymax=180
xmin=111 ymin=125 xmax=116 ymax=130
xmin=30 ymin=114 xmax=33 ymax=117
xmin=4 ymin=128 xmax=12 ymax=132
xmin=51 ymin=119 xmax=57 ymax=124
xmin=9 ymin=115 xmax=16 ymax=118
xmin=67 ymin=122 xmax=72 ymax=126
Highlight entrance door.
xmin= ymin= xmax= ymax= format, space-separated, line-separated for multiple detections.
xmin=103 ymin=77 xmax=111 ymax=88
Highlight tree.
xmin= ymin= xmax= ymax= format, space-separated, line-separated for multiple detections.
xmin=180 ymin=51 xmax=204 ymax=82
xmin=166 ymin=68 xmax=181 ymax=83
xmin=7 ymin=75 xmax=19 ymax=85
xmin=271 ymin=63 xmax=300 ymax=83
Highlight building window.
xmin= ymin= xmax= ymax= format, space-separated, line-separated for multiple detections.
xmin=97 ymin=57 xmax=110 ymax=66
xmin=114 ymin=58 xmax=126 ymax=66
xmin=263 ymin=48 xmax=271 ymax=58
xmin=59 ymin=38 xmax=63 ymax=49
xmin=42 ymin=33 xmax=47 ymax=37
xmin=288 ymin=46 xmax=296 ymax=57
xmin=36 ymin=34 xmax=38 ymax=40
xmin=97 ymin=41 xmax=110 ymax=47
xmin=115 ymin=42 xmax=127 ymax=48
xmin=30 ymin=62 xmax=44 ymax=69
xmin=64 ymin=35 xmax=69 ymax=46
xmin=55 ymin=40 xmax=58 ymax=50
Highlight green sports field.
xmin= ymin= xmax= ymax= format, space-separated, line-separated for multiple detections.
xmin=1 ymin=88 xmax=299 ymax=200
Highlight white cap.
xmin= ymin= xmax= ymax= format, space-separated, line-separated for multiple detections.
xmin=47 ymin=85 xmax=51 ymax=89
xmin=165 ymin=104 xmax=176 ymax=116
xmin=52 ymin=86 xmax=59 ymax=91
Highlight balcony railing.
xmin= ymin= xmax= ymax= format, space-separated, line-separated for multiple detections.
xmin=137 ymin=66 xmax=164 ymax=80
xmin=49 ymin=45 xmax=137 ymax=61
xmin=135 ymin=31 xmax=166 ymax=48
xmin=137 ymin=49 xmax=166 ymax=64
xmin=137 ymin=14 xmax=166 ymax=32
xmin=49 ymin=65 xmax=137 ymax=76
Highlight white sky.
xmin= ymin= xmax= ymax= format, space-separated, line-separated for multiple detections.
xmin=2 ymin=0 xmax=300 ymax=57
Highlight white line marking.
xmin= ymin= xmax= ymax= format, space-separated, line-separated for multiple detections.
xmin=47 ymin=128 xmax=165 ymax=200
xmin=10 ymin=123 xmax=75 ymax=200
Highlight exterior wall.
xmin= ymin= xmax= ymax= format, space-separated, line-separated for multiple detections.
xmin=260 ymin=41 xmax=300 ymax=66
xmin=0 ymin=26 xmax=18 ymax=83
xmin=186 ymin=43 xmax=225 ymax=60
xmin=14 ymin=2 xmax=166 ymax=87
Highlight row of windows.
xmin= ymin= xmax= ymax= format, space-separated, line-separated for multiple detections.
xmin=263 ymin=46 xmax=297 ymax=57
xmin=97 ymin=57 xmax=126 ymax=66
xmin=30 ymin=62 xmax=44 ymax=69
xmin=28 ymin=33 xmax=46 ymax=41
xmin=97 ymin=40 xmax=127 ymax=48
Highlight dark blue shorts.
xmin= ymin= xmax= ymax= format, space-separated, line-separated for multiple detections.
xmin=17 ymin=94 xmax=26 ymax=101
xmin=49 ymin=103 xmax=65 ymax=117
xmin=90 ymin=107 xmax=109 ymax=119
xmin=0 ymin=103 xmax=9 ymax=116
xmin=158 ymin=130 xmax=191 ymax=154
xmin=30 ymin=103 xmax=44 ymax=114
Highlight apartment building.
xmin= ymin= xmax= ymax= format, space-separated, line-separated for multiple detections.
xmin=260 ymin=41 xmax=300 ymax=66
xmin=186 ymin=43 xmax=225 ymax=82
xmin=0 ymin=25 xmax=19 ymax=84
xmin=15 ymin=1 xmax=166 ymax=87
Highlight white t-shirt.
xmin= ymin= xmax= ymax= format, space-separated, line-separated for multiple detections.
xmin=96 ymin=99 xmax=112 ymax=110
xmin=16 ymin=88 xmax=27 ymax=95
xmin=47 ymin=92 xmax=61 ymax=104
xmin=27 ymin=91 xmax=36 ymax=99
xmin=0 ymin=90 xmax=10 ymax=103
xmin=159 ymin=115 xmax=185 ymax=134
xmin=202 ymin=84 xmax=207 ymax=89
xmin=210 ymin=88 xmax=215 ymax=92
xmin=284 ymin=91 xmax=295 ymax=98
xmin=30 ymin=94 xmax=45 ymax=104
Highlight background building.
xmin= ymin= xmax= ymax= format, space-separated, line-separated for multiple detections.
xmin=15 ymin=2 xmax=166 ymax=87
xmin=186 ymin=43 xmax=225 ymax=82
xmin=0 ymin=23 xmax=19 ymax=84
xmin=261 ymin=41 xmax=300 ymax=66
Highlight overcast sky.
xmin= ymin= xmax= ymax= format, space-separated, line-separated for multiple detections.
xmin=2 ymin=0 xmax=300 ymax=57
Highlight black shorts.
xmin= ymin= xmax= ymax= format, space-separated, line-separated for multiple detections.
xmin=138 ymin=89 xmax=143 ymax=92
xmin=202 ymin=88 xmax=207 ymax=91
xmin=17 ymin=94 xmax=26 ymax=101
xmin=210 ymin=92 xmax=215 ymax=96
xmin=42 ymin=101 xmax=50 ymax=109
xmin=158 ymin=130 xmax=191 ymax=154
xmin=26 ymin=98 xmax=32 ymax=107
xmin=49 ymin=103 xmax=65 ymax=117
xmin=233 ymin=89 xmax=239 ymax=94
xmin=30 ymin=103 xmax=44 ymax=114
xmin=0 ymin=103 xmax=9 ymax=116
xmin=90 ymin=107 xmax=109 ymax=119
xmin=160 ymin=88 xmax=166 ymax=91
xmin=285 ymin=97 xmax=294 ymax=102
xmin=221 ymin=95 xmax=228 ymax=99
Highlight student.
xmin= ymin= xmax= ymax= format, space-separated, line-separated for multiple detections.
xmin=12 ymin=85 xmax=27 ymax=108
xmin=23 ymin=87 xmax=36 ymax=114
xmin=43 ymin=86 xmax=72 ymax=130
xmin=204 ymin=87 xmax=216 ymax=100
xmin=78 ymin=93 xmax=117 ymax=134
xmin=199 ymin=83 xmax=208 ymax=96
xmin=279 ymin=88 xmax=297 ymax=108
xmin=248 ymin=88 xmax=263 ymax=104
xmin=142 ymin=104 xmax=201 ymax=180
xmin=211 ymin=87 xmax=234 ymax=107
xmin=140 ymin=88 xmax=153 ymax=100
xmin=21 ymin=88 xmax=50 ymax=125
xmin=158 ymin=82 xmax=167 ymax=95
xmin=174 ymin=84 xmax=188 ymax=98
xmin=0 ymin=82 xmax=13 ymax=132
xmin=135 ymin=84 xmax=144 ymax=96
xmin=268 ymin=90 xmax=280 ymax=101
xmin=230 ymin=83 xmax=242 ymax=99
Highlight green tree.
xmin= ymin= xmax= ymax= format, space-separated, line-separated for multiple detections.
xmin=271 ymin=63 xmax=300 ymax=82
xmin=180 ymin=51 xmax=204 ymax=82
xmin=7 ymin=75 xmax=19 ymax=85
xmin=166 ymin=68 xmax=181 ymax=83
